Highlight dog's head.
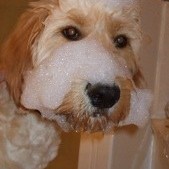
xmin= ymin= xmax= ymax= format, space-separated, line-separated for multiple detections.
xmin=1 ymin=0 xmax=150 ymax=132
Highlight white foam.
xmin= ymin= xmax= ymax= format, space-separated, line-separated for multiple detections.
xmin=21 ymin=39 xmax=130 ymax=112
xmin=119 ymin=89 xmax=152 ymax=127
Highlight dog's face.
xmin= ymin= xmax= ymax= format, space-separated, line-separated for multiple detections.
xmin=1 ymin=0 xmax=143 ymax=132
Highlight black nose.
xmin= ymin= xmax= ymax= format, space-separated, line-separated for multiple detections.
xmin=86 ymin=83 xmax=120 ymax=109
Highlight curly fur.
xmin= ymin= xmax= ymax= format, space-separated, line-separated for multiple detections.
xmin=0 ymin=83 xmax=60 ymax=169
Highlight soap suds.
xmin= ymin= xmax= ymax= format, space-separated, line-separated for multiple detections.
xmin=119 ymin=89 xmax=152 ymax=127
xmin=21 ymin=39 xmax=152 ymax=130
xmin=21 ymin=39 xmax=130 ymax=112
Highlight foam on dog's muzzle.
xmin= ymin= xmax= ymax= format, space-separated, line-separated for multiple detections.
xmin=21 ymin=39 xmax=130 ymax=110
xmin=21 ymin=39 xmax=152 ymax=130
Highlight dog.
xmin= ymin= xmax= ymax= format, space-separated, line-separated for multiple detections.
xmin=0 ymin=0 xmax=151 ymax=169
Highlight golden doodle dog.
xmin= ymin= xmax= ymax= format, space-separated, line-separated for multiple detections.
xmin=0 ymin=0 xmax=152 ymax=169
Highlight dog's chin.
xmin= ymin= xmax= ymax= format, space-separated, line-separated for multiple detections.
xmin=63 ymin=110 xmax=114 ymax=133
xmin=55 ymin=101 xmax=129 ymax=133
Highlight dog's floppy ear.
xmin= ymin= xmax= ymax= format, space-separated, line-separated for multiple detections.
xmin=0 ymin=6 xmax=50 ymax=106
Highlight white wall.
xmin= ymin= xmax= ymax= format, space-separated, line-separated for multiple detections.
xmin=153 ymin=3 xmax=169 ymax=118
xmin=139 ymin=0 xmax=162 ymax=90
xmin=152 ymin=3 xmax=169 ymax=168
xmin=139 ymin=0 xmax=169 ymax=119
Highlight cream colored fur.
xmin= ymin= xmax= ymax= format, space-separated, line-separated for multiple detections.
xmin=0 ymin=83 xmax=60 ymax=169
xmin=0 ymin=0 xmax=143 ymax=168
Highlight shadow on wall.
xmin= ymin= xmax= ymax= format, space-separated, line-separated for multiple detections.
xmin=0 ymin=0 xmax=29 ymax=44
xmin=0 ymin=1 xmax=80 ymax=169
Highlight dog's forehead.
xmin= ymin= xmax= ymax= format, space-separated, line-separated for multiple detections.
xmin=58 ymin=0 xmax=139 ymax=13
xmin=89 ymin=0 xmax=138 ymax=7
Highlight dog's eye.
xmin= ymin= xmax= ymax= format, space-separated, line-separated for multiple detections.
xmin=114 ymin=35 xmax=128 ymax=48
xmin=62 ymin=26 xmax=82 ymax=41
